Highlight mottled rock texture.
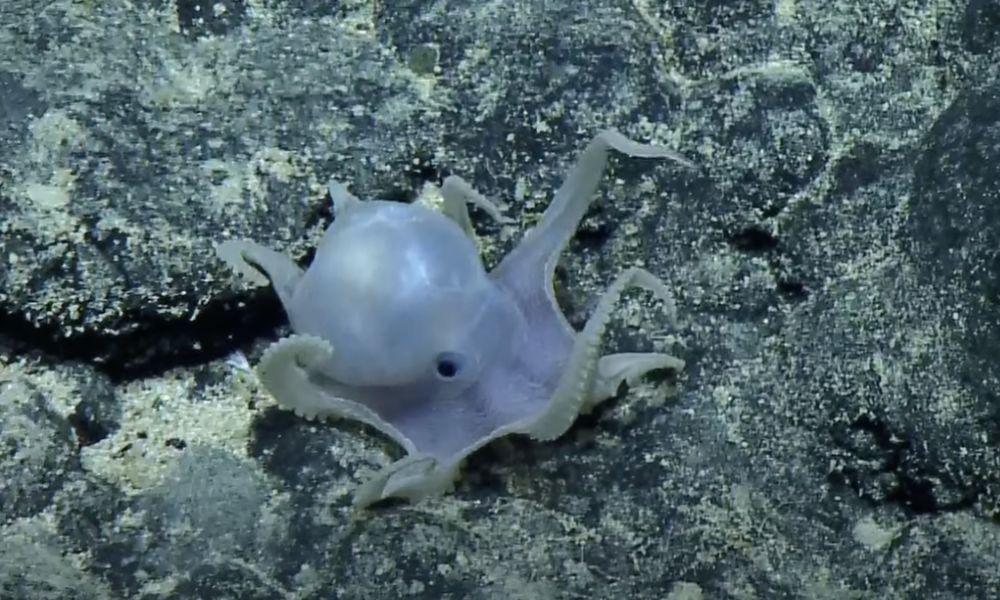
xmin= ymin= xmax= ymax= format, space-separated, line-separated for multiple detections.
xmin=1 ymin=0 xmax=999 ymax=598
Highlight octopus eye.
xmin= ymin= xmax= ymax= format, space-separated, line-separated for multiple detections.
xmin=434 ymin=352 xmax=463 ymax=379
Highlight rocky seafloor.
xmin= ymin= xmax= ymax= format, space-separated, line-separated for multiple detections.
xmin=2 ymin=1 xmax=999 ymax=598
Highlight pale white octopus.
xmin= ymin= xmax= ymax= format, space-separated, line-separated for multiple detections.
xmin=218 ymin=129 xmax=692 ymax=506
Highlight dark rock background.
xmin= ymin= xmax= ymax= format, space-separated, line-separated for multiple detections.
xmin=1 ymin=0 xmax=999 ymax=598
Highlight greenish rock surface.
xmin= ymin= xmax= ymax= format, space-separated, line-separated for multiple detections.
xmin=2 ymin=0 xmax=1000 ymax=598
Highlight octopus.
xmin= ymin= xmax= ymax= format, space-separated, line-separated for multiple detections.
xmin=217 ymin=129 xmax=693 ymax=506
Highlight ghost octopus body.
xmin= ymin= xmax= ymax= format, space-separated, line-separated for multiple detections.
xmin=218 ymin=129 xmax=692 ymax=506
